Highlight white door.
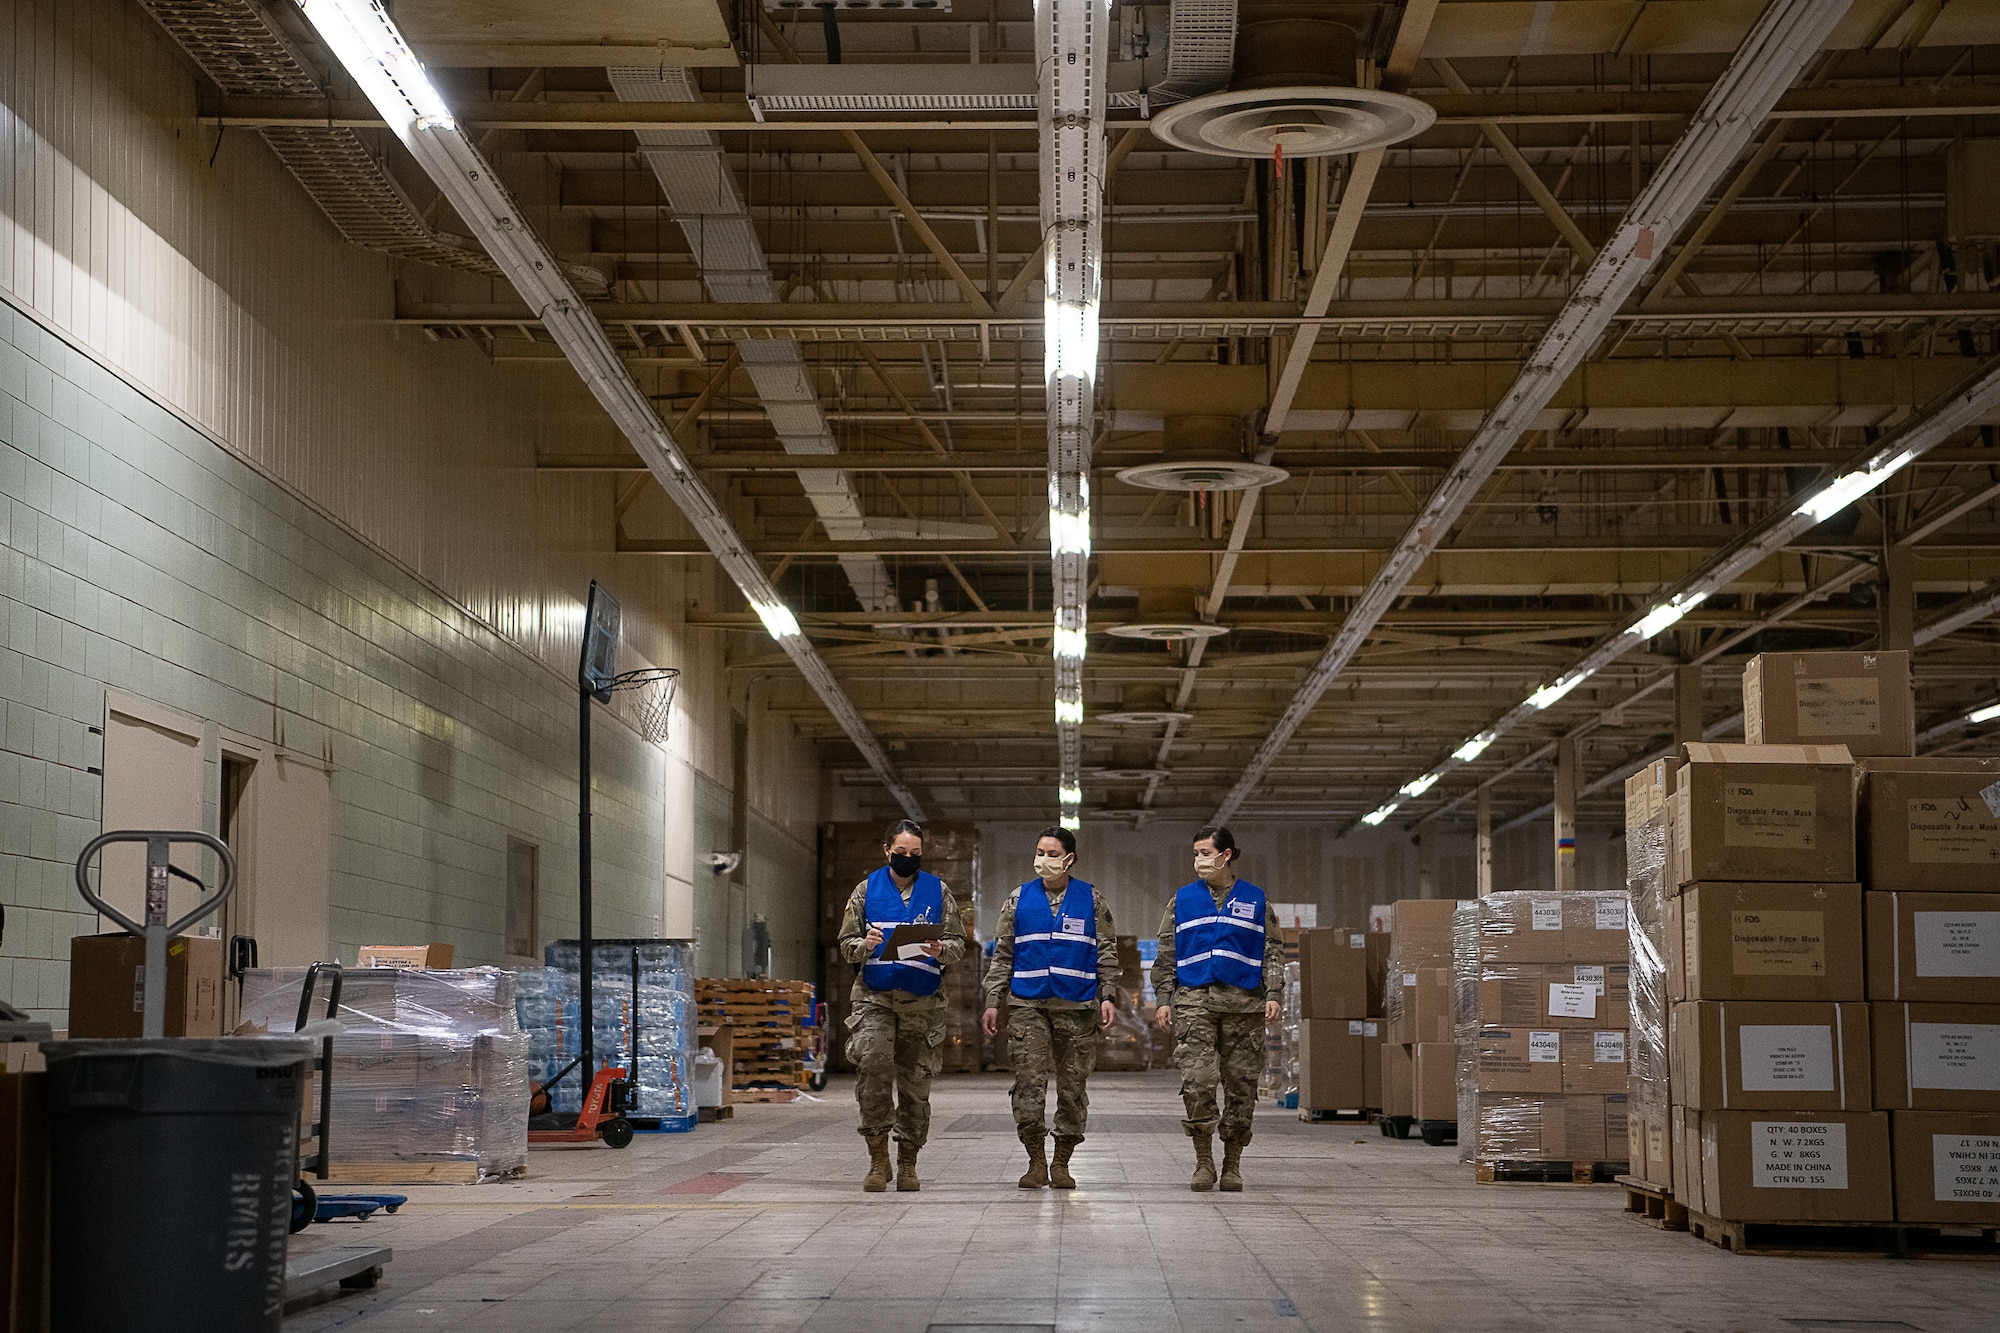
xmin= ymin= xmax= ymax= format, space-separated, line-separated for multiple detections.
xmin=239 ymin=751 xmax=334 ymax=968
xmin=99 ymin=694 xmax=206 ymax=929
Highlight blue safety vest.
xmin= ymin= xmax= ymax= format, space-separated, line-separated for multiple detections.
xmin=860 ymin=865 xmax=946 ymax=996
xmin=1010 ymin=878 xmax=1098 ymax=1003
xmin=1173 ymin=879 xmax=1268 ymax=992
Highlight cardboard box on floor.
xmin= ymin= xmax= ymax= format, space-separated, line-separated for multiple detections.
xmin=1672 ymin=743 xmax=1856 ymax=887
xmin=1476 ymin=1092 xmax=1618 ymax=1161
xmin=1858 ymin=757 xmax=2000 ymax=894
xmin=1866 ymin=892 xmax=2000 ymax=1003
xmin=1297 ymin=928 xmax=1370 ymax=1019
xmin=1474 ymin=1026 xmax=1563 ymax=1094
xmin=1679 ymin=882 xmax=1864 ymax=1002
xmin=1413 ymin=1042 xmax=1456 ymax=1121
xmin=1381 ymin=1041 xmax=1414 ymax=1119
xmin=1561 ymin=1029 xmax=1628 ymax=1094
xmin=1473 ymin=893 xmax=1630 ymax=964
xmin=1889 ymin=1110 xmax=2000 ymax=1224
xmin=1870 ymin=1002 xmax=2000 ymax=1110
xmin=1299 ymin=1018 xmax=1380 ymax=1111
xmin=1626 ymin=1080 xmax=1672 ymax=1191
xmin=1477 ymin=962 xmax=1630 ymax=1029
xmin=1743 ymin=650 xmax=1914 ymax=758
xmin=1669 ymin=1000 xmax=1871 ymax=1112
xmin=1694 ymin=1109 xmax=1893 ymax=1222
xmin=1388 ymin=966 xmax=1453 ymax=1045
xmin=1389 ymin=899 xmax=1458 ymax=969
xmin=68 ymin=933 xmax=222 ymax=1038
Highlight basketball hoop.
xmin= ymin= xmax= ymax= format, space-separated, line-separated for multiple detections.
xmin=605 ymin=667 xmax=679 ymax=745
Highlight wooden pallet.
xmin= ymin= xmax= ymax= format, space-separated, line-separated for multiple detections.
xmin=324 ymin=1160 xmax=481 ymax=1185
xmin=1299 ymin=1108 xmax=1374 ymax=1124
xmin=731 ymin=1088 xmax=798 ymax=1104
xmin=1617 ymin=1175 xmax=1689 ymax=1232
xmin=698 ymin=1104 xmax=736 ymax=1123
xmin=1477 ymin=1159 xmax=1627 ymax=1184
xmin=1684 ymin=1209 xmax=2000 ymax=1258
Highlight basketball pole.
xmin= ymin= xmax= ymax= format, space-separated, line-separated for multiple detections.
xmin=577 ymin=673 xmax=595 ymax=1083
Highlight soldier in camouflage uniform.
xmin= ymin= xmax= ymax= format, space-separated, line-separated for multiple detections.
xmin=836 ymin=819 xmax=966 ymax=1192
xmin=1154 ymin=826 xmax=1286 ymax=1192
xmin=981 ymin=826 xmax=1120 ymax=1188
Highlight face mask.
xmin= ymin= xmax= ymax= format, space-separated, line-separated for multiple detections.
xmin=1033 ymin=854 xmax=1069 ymax=883
xmin=889 ymin=850 xmax=922 ymax=878
xmin=1194 ymin=852 xmax=1222 ymax=877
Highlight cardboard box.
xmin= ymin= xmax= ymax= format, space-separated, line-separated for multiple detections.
xmin=1414 ymin=1041 xmax=1457 ymax=1121
xmin=1679 ymin=882 xmax=1864 ymax=1002
xmin=1627 ymin=1079 xmax=1672 ymax=1190
xmin=1477 ymin=962 xmax=1630 ymax=1030
xmin=1385 ymin=964 xmax=1451 ymax=1045
xmin=1858 ymin=758 xmax=2000 ymax=893
xmin=1670 ymin=1000 xmax=1871 ymax=1111
xmin=1381 ymin=1041 xmax=1414 ymax=1119
xmin=1475 ymin=893 xmax=1630 ymax=964
xmin=1562 ymin=1028 xmax=1629 ymax=1094
xmin=1743 ymin=650 xmax=1914 ymax=758
xmin=1299 ymin=1018 xmax=1379 ymax=1111
xmin=1889 ymin=1110 xmax=2000 ymax=1224
xmin=1866 ymin=892 xmax=2000 ymax=1004
xmin=1365 ymin=932 xmax=1392 ymax=1016
xmin=1388 ymin=899 xmax=1459 ymax=969
xmin=1297 ymin=928 xmax=1370 ymax=1019
xmin=68 ymin=933 xmax=222 ymax=1038
xmin=697 ymin=1025 xmax=736 ymax=1107
xmin=1664 ymin=895 xmax=1687 ymax=1003
xmin=358 ymin=943 xmax=456 ymax=970
xmin=1474 ymin=1026 xmax=1564 ymax=1094
xmin=1871 ymin=1002 xmax=2000 ymax=1110
xmin=1675 ymin=1104 xmax=1705 ymax=1211
xmin=1695 ymin=1110 xmax=1894 ymax=1221
xmin=1672 ymin=743 xmax=1856 ymax=887
xmin=1476 ymin=1093 xmax=1619 ymax=1162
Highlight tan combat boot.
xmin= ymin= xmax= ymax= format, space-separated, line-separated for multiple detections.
xmin=1050 ymin=1136 xmax=1081 ymax=1189
xmin=1219 ymin=1139 xmax=1244 ymax=1192
xmin=1190 ymin=1136 xmax=1217 ymax=1192
xmin=1017 ymin=1133 xmax=1049 ymax=1189
xmin=862 ymin=1132 xmax=893 ymax=1192
xmin=896 ymin=1141 xmax=923 ymax=1192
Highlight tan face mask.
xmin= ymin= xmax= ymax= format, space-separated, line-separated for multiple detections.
xmin=1033 ymin=853 xmax=1070 ymax=883
xmin=1194 ymin=851 xmax=1223 ymax=877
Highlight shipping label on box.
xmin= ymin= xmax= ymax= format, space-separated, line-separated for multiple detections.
xmin=1548 ymin=983 xmax=1597 ymax=1019
xmin=1911 ymin=1023 xmax=2000 ymax=1091
xmin=1870 ymin=894 xmax=2000 ymax=1002
xmin=1738 ymin=1024 xmax=1837 ymax=1093
xmin=1731 ymin=911 xmax=1828 ymax=976
xmin=1934 ymin=1135 xmax=2000 ymax=1203
xmin=1752 ymin=1120 xmax=1848 ymax=1190
xmin=1914 ymin=911 xmax=2000 ymax=977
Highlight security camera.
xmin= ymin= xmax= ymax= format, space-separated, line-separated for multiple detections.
xmin=707 ymin=851 xmax=742 ymax=875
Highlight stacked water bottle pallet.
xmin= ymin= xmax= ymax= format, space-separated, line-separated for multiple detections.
xmin=695 ymin=979 xmax=816 ymax=1102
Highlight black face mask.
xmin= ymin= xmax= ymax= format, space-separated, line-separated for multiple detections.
xmin=889 ymin=851 xmax=922 ymax=878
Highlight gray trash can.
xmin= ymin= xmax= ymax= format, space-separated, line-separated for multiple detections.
xmin=43 ymin=1037 xmax=316 ymax=1332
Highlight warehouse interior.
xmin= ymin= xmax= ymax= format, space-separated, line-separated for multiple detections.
xmin=3 ymin=0 xmax=2000 ymax=1327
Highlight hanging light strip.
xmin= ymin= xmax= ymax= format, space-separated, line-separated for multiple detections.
xmin=1210 ymin=0 xmax=1854 ymax=826
xmin=293 ymin=0 xmax=924 ymax=819
xmin=1364 ymin=352 xmax=2000 ymax=826
xmin=1040 ymin=0 xmax=1108 ymax=830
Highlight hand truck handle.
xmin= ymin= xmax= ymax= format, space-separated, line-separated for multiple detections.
xmin=74 ymin=830 xmax=237 ymax=938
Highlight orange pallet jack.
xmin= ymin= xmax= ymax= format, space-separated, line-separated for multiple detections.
xmin=528 ymin=1057 xmax=634 ymax=1149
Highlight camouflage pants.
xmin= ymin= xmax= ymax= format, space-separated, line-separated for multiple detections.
xmin=849 ymin=1002 xmax=945 ymax=1147
xmin=1172 ymin=1008 xmax=1265 ymax=1145
xmin=1007 ymin=1005 xmax=1099 ymax=1141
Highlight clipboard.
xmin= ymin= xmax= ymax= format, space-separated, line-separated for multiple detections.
xmin=881 ymin=922 xmax=946 ymax=960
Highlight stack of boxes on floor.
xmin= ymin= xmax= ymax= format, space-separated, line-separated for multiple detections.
xmin=1650 ymin=649 xmax=2000 ymax=1227
xmin=1296 ymin=927 xmax=1386 ymax=1115
xmin=1458 ymin=891 xmax=1633 ymax=1172
xmin=517 ymin=940 xmax=696 ymax=1124
xmin=818 ymin=822 xmax=981 ymax=1072
xmin=1097 ymin=935 xmax=1153 ymax=1071
xmin=1383 ymin=900 xmax=1458 ymax=1133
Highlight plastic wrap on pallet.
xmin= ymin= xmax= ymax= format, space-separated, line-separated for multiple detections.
xmin=1453 ymin=903 xmax=1480 ymax=1164
xmin=239 ymin=967 xmax=528 ymax=1180
xmin=1262 ymin=961 xmax=1301 ymax=1103
xmin=526 ymin=941 xmax=697 ymax=1120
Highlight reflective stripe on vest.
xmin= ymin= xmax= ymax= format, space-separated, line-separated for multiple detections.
xmin=1010 ymin=878 xmax=1097 ymax=1003
xmin=1173 ymin=879 xmax=1267 ymax=992
xmin=860 ymin=865 xmax=946 ymax=996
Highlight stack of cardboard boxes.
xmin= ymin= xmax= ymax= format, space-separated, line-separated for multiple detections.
xmin=1644 ymin=649 xmax=2000 ymax=1228
xmin=1624 ymin=756 xmax=1677 ymax=1190
xmin=1295 ymin=927 xmax=1387 ymax=1115
xmin=1461 ymin=890 xmax=1633 ymax=1170
xmin=1381 ymin=900 xmax=1458 ymax=1131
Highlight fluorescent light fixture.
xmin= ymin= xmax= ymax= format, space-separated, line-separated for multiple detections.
xmin=1052 ymin=625 xmax=1088 ymax=661
xmin=1795 ymin=451 xmax=1913 ymax=523
xmin=1058 ymin=783 xmax=1083 ymax=804
xmin=1453 ymin=734 xmax=1494 ymax=763
xmin=1059 ymin=814 xmax=1082 ymax=830
xmin=294 ymin=0 xmax=455 ymax=132
xmin=1049 ymin=508 xmax=1092 ymax=557
xmin=1056 ymin=697 xmax=1085 ymax=725
xmin=1043 ymin=298 xmax=1101 ymax=385
xmin=1527 ymin=671 xmax=1592 ymax=711
xmin=1970 ymin=701 xmax=2000 ymax=725
xmin=1629 ymin=591 xmax=1709 ymax=641
xmin=752 ymin=601 xmax=801 ymax=639
xmin=1360 ymin=802 xmax=1399 ymax=827
xmin=1398 ymin=773 xmax=1440 ymax=798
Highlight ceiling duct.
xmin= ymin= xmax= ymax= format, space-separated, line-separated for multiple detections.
xmin=1150 ymin=15 xmax=1433 ymax=159
xmin=1114 ymin=414 xmax=1287 ymax=491
xmin=134 ymin=0 xmax=602 ymax=288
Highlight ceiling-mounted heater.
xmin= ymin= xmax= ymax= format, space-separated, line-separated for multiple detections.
xmin=1149 ymin=16 xmax=1433 ymax=159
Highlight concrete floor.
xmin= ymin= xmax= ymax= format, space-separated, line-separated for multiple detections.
xmin=285 ymin=1071 xmax=2000 ymax=1332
